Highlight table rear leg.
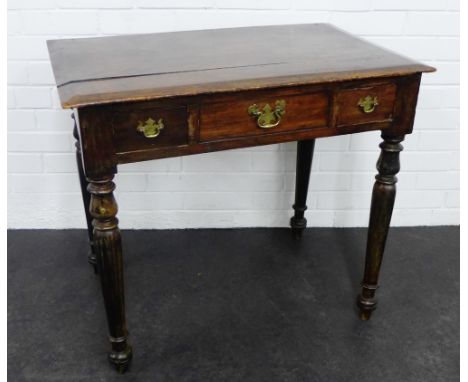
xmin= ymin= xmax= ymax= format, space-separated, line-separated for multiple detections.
xmin=72 ymin=114 xmax=97 ymax=273
xmin=290 ymin=139 xmax=316 ymax=239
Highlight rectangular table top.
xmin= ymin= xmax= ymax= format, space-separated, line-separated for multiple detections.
xmin=47 ymin=23 xmax=434 ymax=109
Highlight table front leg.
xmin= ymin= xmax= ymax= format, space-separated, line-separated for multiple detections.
xmin=72 ymin=114 xmax=97 ymax=273
xmin=357 ymin=133 xmax=404 ymax=320
xmin=88 ymin=176 xmax=133 ymax=373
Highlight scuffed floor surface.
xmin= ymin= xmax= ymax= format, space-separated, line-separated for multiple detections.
xmin=8 ymin=227 xmax=459 ymax=382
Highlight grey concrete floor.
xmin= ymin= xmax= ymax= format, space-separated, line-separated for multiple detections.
xmin=8 ymin=227 xmax=459 ymax=382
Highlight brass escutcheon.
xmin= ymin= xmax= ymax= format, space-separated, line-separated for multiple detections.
xmin=136 ymin=118 xmax=164 ymax=138
xmin=248 ymin=100 xmax=286 ymax=129
xmin=358 ymin=96 xmax=379 ymax=113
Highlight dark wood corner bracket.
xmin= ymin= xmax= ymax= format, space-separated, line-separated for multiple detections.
xmin=48 ymin=24 xmax=435 ymax=373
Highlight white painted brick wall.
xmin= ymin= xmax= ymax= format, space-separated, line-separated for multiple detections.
xmin=7 ymin=1 xmax=460 ymax=229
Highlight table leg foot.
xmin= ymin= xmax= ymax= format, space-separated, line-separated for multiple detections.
xmin=108 ymin=342 xmax=133 ymax=374
xmin=357 ymin=291 xmax=377 ymax=321
xmin=87 ymin=241 xmax=98 ymax=274
xmin=358 ymin=309 xmax=372 ymax=321
xmin=89 ymin=258 xmax=98 ymax=274
xmin=290 ymin=214 xmax=307 ymax=239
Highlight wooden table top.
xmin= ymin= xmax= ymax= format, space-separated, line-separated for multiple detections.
xmin=47 ymin=23 xmax=434 ymax=109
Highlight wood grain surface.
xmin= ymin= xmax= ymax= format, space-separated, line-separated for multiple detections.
xmin=199 ymin=87 xmax=328 ymax=142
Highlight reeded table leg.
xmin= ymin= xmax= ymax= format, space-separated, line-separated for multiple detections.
xmin=290 ymin=139 xmax=316 ymax=239
xmin=72 ymin=114 xmax=97 ymax=273
xmin=88 ymin=176 xmax=133 ymax=373
xmin=357 ymin=133 xmax=404 ymax=320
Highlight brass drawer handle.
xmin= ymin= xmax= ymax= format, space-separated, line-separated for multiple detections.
xmin=136 ymin=118 xmax=164 ymax=138
xmin=248 ymin=100 xmax=286 ymax=129
xmin=358 ymin=96 xmax=379 ymax=113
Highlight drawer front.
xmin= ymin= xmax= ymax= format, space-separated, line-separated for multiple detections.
xmin=112 ymin=104 xmax=189 ymax=153
xmin=200 ymin=90 xmax=329 ymax=142
xmin=335 ymin=82 xmax=397 ymax=127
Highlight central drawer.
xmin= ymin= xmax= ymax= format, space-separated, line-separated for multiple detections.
xmin=199 ymin=89 xmax=329 ymax=142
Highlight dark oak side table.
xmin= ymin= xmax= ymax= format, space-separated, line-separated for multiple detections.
xmin=47 ymin=23 xmax=434 ymax=373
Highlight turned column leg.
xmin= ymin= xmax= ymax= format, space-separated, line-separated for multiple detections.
xmin=88 ymin=177 xmax=132 ymax=373
xmin=357 ymin=133 xmax=404 ymax=320
xmin=72 ymin=114 xmax=97 ymax=273
xmin=290 ymin=139 xmax=316 ymax=239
